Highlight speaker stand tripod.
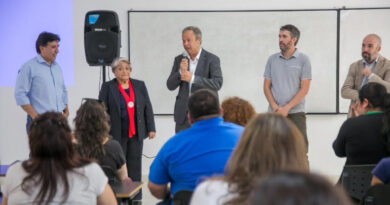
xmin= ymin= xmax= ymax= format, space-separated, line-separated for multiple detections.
xmin=102 ymin=65 xmax=107 ymax=83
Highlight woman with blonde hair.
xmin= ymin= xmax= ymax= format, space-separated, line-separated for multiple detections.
xmin=221 ymin=97 xmax=256 ymax=126
xmin=190 ymin=113 xmax=308 ymax=205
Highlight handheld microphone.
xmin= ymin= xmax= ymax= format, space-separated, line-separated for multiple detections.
xmin=182 ymin=52 xmax=190 ymax=71
xmin=182 ymin=52 xmax=189 ymax=60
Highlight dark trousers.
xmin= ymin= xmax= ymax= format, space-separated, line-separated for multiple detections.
xmin=287 ymin=112 xmax=308 ymax=153
xmin=175 ymin=117 xmax=191 ymax=133
xmin=118 ymin=135 xmax=143 ymax=200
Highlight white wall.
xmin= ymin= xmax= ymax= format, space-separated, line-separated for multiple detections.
xmin=1 ymin=0 xmax=390 ymax=179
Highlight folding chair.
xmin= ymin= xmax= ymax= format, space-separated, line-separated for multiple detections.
xmin=341 ymin=164 xmax=377 ymax=202
xmin=361 ymin=184 xmax=390 ymax=205
xmin=172 ymin=190 xmax=193 ymax=205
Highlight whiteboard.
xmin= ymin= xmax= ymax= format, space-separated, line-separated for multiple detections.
xmin=128 ymin=11 xmax=338 ymax=114
xmin=339 ymin=9 xmax=390 ymax=113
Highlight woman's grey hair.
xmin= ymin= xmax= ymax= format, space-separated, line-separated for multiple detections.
xmin=111 ymin=57 xmax=131 ymax=72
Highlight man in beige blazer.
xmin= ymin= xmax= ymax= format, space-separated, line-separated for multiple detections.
xmin=342 ymin=34 xmax=390 ymax=117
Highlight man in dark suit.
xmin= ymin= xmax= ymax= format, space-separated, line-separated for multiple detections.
xmin=167 ymin=26 xmax=223 ymax=133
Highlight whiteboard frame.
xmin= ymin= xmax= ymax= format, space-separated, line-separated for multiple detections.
xmin=127 ymin=8 xmax=390 ymax=115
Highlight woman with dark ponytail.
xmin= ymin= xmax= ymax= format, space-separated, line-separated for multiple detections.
xmin=1 ymin=112 xmax=117 ymax=205
xmin=333 ymin=82 xmax=390 ymax=167
xmin=74 ymin=99 xmax=128 ymax=182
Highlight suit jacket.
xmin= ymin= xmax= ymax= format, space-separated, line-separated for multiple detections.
xmin=166 ymin=49 xmax=223 ymax=124
xmin=99 ymin=78 xmax=156 ymax=141
xmin=341 ymin=55 xmax=390 ymax=117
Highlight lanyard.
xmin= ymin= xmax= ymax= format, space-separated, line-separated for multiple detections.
xmin=118 ymin=80 xmax=136 ymax=138
xmin=365 ymin=111 xmax=383 ymax=115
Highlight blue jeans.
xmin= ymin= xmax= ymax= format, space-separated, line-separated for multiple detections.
xmin=26 ymin=115 xmax=32 ymax=133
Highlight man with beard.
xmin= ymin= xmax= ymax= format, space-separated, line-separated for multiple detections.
xmin=263 ymin=24 xmax=311 ymax=152
xmin=342 ymin=34 xmax=390 ymax=118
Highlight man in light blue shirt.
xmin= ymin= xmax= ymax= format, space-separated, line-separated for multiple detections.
xmin=15 ymin=32 xmax=68 ymax=130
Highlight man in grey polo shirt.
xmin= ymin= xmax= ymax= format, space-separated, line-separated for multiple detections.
xmin=263 ymin=24 xmax=311 ymax=151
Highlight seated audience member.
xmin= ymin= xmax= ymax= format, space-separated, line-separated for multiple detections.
xmin=221 ymin=96 xmax=256 ymax=126
xmin=190 ymin=113 xmax=308 ymax=205
xmin=74 ymin=99 xmax=128 ymax=182
xmin=371 ymin=157 xmax=390 ymax=185
xmin=248 ymin=171 xmax=352 ymax=205
xmin=333 ymin=83 xmax=390 ymax=168
xmin=148 ymin=89 xmax=244 ymax=203
xmin=1 ymin=112 xmax=116 ymax=204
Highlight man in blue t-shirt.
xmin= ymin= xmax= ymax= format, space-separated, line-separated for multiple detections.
xmin=148 ymin=89 xmax=244 ymax=201
xmin=372 ymin=157 xmax=390 ymax=185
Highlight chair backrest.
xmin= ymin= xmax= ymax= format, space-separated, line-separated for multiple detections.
xmin=172 ymin=190 xmax=193 ymax=205
xmin=361 ymin=184 xmax=390 ymax=205
xmin=341 ymin=164 xmax=377 ymax=201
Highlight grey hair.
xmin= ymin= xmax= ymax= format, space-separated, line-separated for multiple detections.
xmin=111 ymin=57 xmax=131 ymax=72
xmin=280 ymin=24 xmax=300 ymax=46
xmin=182 ymin=26 xmax=202 ymax=39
